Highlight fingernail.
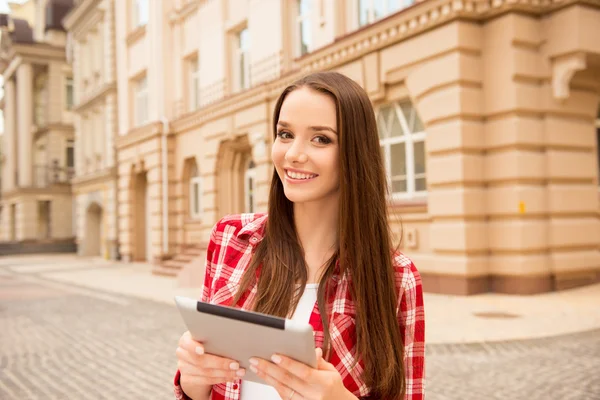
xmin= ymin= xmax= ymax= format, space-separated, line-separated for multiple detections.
xmin=236 ymin=369 xmax=246 ymax=377
xmin=229 ymin=362 xmax=239 ymax=370
xmin=271 ymin=354 xmax=281 ymax=364
xmin=195 ymin=346 xmax=204 ymax=355
xmin=249 ymin=358 xmax=258 ymax=366
xmin=249 ymin=365 xmax=258 ymax=374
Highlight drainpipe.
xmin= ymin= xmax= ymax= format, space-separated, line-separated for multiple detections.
xmin=161 ymin=116 xmax=169 ymax=256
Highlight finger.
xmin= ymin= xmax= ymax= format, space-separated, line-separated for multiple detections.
xmin=250 ymin=362 xmax=306 ymax=400
xmin=268 ymin=354 xmax=316 ymax=383
xmin=317 ymin=355 xmax=337 ymax=372
xmin=178 ymin=331 xmax=202 ymax=353
xmin=250 ymin=357 xmax=312 ymax=398
xmin=315 ymin=347 xmax=323 ymax=360
xmin=180 ymin=372 xmax=238 ymax=387
xmin=178 ymin=358 xmax=246 ymax=380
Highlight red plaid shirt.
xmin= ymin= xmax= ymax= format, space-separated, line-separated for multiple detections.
xmin=174 ymin=213 xmax=425 ymax=399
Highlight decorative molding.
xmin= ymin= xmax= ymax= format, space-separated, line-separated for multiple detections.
xmin=72 ymin=166 xmax=117 ymax=189
xmin=115 ymin=121 xmax=163 ymax=150
xmin=65 ymin=0 xmax=105 ymax=41
xmin=72 ymin=81 xmax=117 ymax=112
xmin=126 ymin=25 xmax=146 ymax=46
xmin=169 ymin=0 xmax=600 ymax=136
xmin=172 ymin=0 xmax=200 ymax=24
xmin=552 ymin=52 xmax=587 ymax=100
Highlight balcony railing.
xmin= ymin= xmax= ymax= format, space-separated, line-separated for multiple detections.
xmin=34 ymin=164 xmax=75 ymax=188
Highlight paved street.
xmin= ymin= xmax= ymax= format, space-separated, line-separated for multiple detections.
xmin=1 ymin=261 xmax=599 ymax=400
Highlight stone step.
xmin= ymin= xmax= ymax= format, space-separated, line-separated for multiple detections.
xmin=0 ymin=239 xmax=77 ymax=256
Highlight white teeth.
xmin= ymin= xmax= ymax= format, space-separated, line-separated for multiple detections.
xmin=286 ymin=170 xmax=316 ymax=180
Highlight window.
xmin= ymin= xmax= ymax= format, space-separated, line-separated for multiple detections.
xmin=358 ymin=0 xmax=411 ymax=27
xmin=189 ymin=164 xmax=202 ymax=219
xmin=34 ymin=75 xmax=47 ymax=126
xmin=66 ymin=140 xmax=75 ymax=169
xmin=296 ymin=0 xmax=311 ymax=56
xmin=134 ymin=75 xmax=148 ymax=126
xmin=245 ymin=160 xmax=257 ymax=213
xmin=66 ymin=77 xmax=74 ymax=110
xmin=132 ymin=0 xmax=149 ymax=28
xmin=377 ymin=101 xmax=426 ymax=198
xmin=188 ymin=57 xmax=200 ymax=111
xmin=234 ymin=28 xmax=250 ymax=91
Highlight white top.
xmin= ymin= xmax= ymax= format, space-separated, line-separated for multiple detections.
xmin=240 ymin=283 xmax=319 ymax=399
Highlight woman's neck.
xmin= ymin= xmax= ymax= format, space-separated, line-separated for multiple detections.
xmin=293 ymin=198 xmax=339 ymax=282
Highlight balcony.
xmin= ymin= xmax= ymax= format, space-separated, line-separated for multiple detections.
xmin=33 ymin=163 xmax=75 ymax=188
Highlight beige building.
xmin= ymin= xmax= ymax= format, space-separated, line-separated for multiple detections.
xmin=63 ymin=0 xmax=119 ymax=259
xmin=0 ymin=0 xmax=75 ymax=253
xmin=59 ymin=0 xmax=598 ymax=295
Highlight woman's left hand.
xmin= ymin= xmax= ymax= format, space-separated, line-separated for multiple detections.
xmin=249 ymin=348 xmax=358 ymax=400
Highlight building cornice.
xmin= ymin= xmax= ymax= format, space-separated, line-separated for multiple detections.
xmin=1 ymin=185 xmax=72 ymax=199
xmin=63 ymin=0 xmax=98 ymax=32
xmin=13 ymin=43 xmax=67 ymax=63
xmin=72 ymin=166 xmax=116 ymax=189
xmin=169 ymin=0 xmax=600 ymax=135
xmin=115 ymin=121 xmax=163 ymax=150
xmin=299 ymin=0 xmax=600 ymax=74
xmin=72 ymin=81 xmax=117 ymax=113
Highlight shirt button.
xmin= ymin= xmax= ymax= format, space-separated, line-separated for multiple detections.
xmin=233 ymin=383 xmax=239 ymax=390
xmin=250 ymin=237 xmax=258 ymax=243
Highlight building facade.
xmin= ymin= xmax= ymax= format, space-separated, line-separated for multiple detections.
xmin=104 ymin=0 xmax=600 ymax=295
xmin=0 ymin=0 xmax=75 ymax=251
xmin=63 ymin=0 xmax=119 ymax=259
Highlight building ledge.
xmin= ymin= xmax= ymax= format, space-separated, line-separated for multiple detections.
xmin=126 ymin=25 xmax=146 ymax=46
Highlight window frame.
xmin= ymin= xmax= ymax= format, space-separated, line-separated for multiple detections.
xmin=245 ymin=160 xmax=257 ymax=213
xmin=189 ymin=174 xmax=203 ymax=220
xmin=66 ymin=76 xmax=74 ymax=110
xmin=132 ymin=0 xmax=149 ymax=28
xmin=377 ymin=100 xmax=427 ymax=200
xmin=296 ymin=0 xmax=312 ymax=57
xmin=357 ymin=0 xmax=411 ymax=27
xmin=234 ymin=28 xmax=250 ymax=92
xmin=188 ymin=57 xmax=200 ymax=111
xmin=134 ymin=75 xmax=148 ymax=127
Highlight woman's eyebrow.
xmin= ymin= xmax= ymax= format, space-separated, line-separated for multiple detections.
xmin=277 ymin=120 xmax=337 ymax=135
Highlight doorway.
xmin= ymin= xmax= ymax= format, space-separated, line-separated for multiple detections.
xmin=85 ymin=202 xmax=103 ymax=256
xmin=134 ymin=172 xmax=149 ymax=261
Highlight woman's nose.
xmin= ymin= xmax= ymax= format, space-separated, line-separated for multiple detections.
xmin=285 ymin=142 xmax=308 ymax=164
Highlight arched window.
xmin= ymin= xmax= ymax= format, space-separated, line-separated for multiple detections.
xmin=189 ymin=163 xmax=202 ymax=219
xmin=245 ymin=160 xmax=256 ymax=213
xmin=377 ymin=100 xmax=426 ymax=198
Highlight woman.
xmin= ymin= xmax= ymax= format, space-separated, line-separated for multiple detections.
xmin=174 ymin=71 xmax=425 ymax=400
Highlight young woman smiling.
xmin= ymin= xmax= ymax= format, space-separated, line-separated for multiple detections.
xmin=174 ymin=71 xmax=425 ymax=400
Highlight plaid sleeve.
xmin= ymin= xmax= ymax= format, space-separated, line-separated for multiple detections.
xmin=173 ymin=221 xmax=222 ymax=400
xmin=399 ymin=260 xmax=425 ymax=400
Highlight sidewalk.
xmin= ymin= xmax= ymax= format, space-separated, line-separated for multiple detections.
xmin=2 ymin=254 xmax=599 ymax=344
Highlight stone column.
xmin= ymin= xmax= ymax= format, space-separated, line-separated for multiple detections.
xmin=406 ymin=22 xmax=488 ymax=295
xmin=17 ymin=63 xmax=33 ymax=187
xmin=3 ymin=78 xmax=17 ymax=191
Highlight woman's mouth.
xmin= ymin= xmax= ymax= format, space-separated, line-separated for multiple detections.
xmin=285 ymin=169 xmax=318 ymax=182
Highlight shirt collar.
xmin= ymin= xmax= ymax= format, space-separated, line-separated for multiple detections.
xmin=237 ymin=213 xmax=268 ymax=244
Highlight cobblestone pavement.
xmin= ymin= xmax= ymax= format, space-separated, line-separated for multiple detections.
xmin=1 ymin=265 xmax=599 ymax=400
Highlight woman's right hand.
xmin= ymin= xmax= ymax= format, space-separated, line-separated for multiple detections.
xmin=176 ymin=331 xmax=246 ymax=399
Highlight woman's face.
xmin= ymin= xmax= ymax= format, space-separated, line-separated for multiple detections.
xmin=272 ymin=87 xmax=340 ymax=205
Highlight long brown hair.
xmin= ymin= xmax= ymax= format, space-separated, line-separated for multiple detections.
xmin=233 ymin=72 xmax=405 ymax=399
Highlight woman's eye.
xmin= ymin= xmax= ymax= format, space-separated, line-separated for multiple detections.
xmin=276 ymin=131 xmax=293 ymax=140
xmin=314 ymin=136 xmax=331 ymax=145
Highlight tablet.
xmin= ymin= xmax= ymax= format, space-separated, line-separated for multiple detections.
xmin=174 ymin=296 xmax=317 ymax=384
